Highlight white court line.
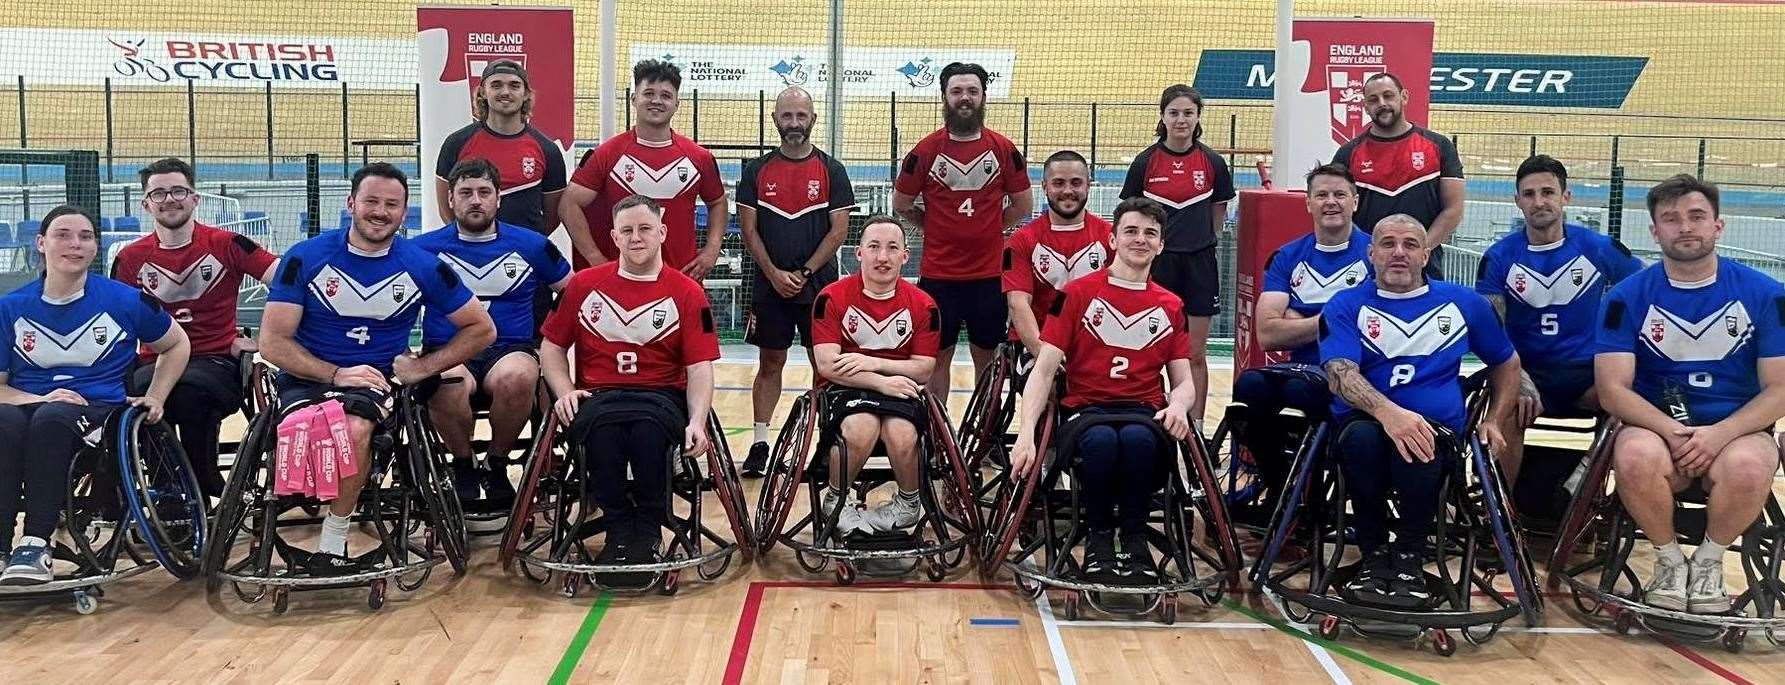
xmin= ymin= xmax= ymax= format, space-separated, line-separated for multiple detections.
xmin=1055 ymin=620 xmax=1270 ymax=630
xmin=1265 ymin=592 xmax=1353 ymax=685
xmin=1032 ymin=593 xmax=1080 ymax=685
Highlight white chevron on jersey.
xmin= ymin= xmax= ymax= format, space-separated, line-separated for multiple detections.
xmin=438 ymin=252 xmax=532 ymax=298
xmin=136 ymin=254 xmax=227 ymax=303
xmin=928 ymin=150 xmax=1001 ymax=192
xmin=1082 ymin=298 xmax=1173 ymax=351
xmin=611 ymin=154 xmax=701 ymax=199
xmin=1356 ymin=170 xmax=1441 ymax=197
xmin=1505 ymin=255 xmax=1601 ymax=308
xmin=1142 ymin=187 xmax=1214 ymax=210
xmin=841 ymin=305 xmax=915 ymax=351
xmin=578 ymin=291 xmax=681 ymax=345
xmin=13 ymin=313 xmax=128 ymax=368
xmin=1357 ymin=303 xmax=1468 ymax=358
xmin=1032 ymin=244 xmax=1109 ymax=290
xmin=1290 ymin=260 xmax=1369 ymax=305
xmin=1639 ymin=301 xmax=1752 ymax=362
xmin=307 ymin=265 xmax=423 ymax=320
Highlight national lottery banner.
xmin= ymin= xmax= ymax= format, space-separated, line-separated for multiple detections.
xmin=1271 ymin=18 xmax=1434 ymax=192
xmin=417 ymin=6 xmax=575 ymax=231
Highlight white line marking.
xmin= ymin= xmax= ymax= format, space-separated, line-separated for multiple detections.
xmin=1033 ymin=593 xmax=1079 ymax=685
xmin=1054 ymin=620 xmax=1269 ymax=630
xmin=1266 ymin=592 xmax=1352 ymax=685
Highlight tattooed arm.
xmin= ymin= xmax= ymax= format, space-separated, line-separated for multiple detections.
xmin=1324 ymin=358 xmax=1437 ymax=463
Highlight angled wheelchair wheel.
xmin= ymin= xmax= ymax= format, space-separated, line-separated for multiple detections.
xmin=65 ymin=444 xmax=129 ymax=575
xmin=502 ymin=409 xmax=561 ymax=572
xmin=405 ymin=401 xmax=468 ymax=576
xmin=958 ymin=343 xmax=1015 ymax=474
xmin=704 ymin=411 xmax=755 ymax=561
xmin=754 ymin=392 xmax=817 ymax=555
xmin=116 ymin=408 xmax=209 ymax=580
xmin=977 ymin=405 xmax=1054 ymax=576
xmin=203 ymin=409 xmax=273 ymax=588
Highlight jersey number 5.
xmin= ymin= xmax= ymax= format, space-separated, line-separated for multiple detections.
xmin=1540 ymin=313 xmax=1559 ymax=336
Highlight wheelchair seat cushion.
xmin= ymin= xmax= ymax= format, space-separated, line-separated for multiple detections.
xmin=568 ymin=387 xmax=688 ymax=448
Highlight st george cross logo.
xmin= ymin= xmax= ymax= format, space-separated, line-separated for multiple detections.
xmin=522 ymin=157 xmax=538 ymax=178
xmin=1037 ymin=253 xmax=1051 ymax=274
xmin=93 ymin=326 xmax=109 ymax=345
xmin=1412 ymin=151 xmax=1427 ymax=170
xmin=1367 ymin=315 xmax=1381 ymax=339
xmin=808 ymin=179 xmax=822 ymax=201
xmin=624 ymin=163 xmax=636 ymax=183
xmin=146 ymin=272 xmax=159 ymax=289
xmin=589 ymin=300 xmax=604 ymax=322
xmin=1293 ymin=273 xmax=1304 ymax=288
xmin=1091 ymin=305 xmax=1104 ymax=327
xmin=1437 ymin=316 xmax=1452 ymax=335
xmin=21 ymin=330 xmax=33 ymax=353
xmin=1192 ymin=170 xmax=1207 ymax=189
xmin=325 ymin=276 xmax=341 ymax=297
xmin=1513 ymin=273 xmax=1527 ymax=293
xmin=1649 ymin=319 xmax=1665 ymax=342
xmin=847 ymin=313 xmax=859 ymax=334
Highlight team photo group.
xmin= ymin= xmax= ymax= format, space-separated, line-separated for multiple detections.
xmin=1 ymin=53 xmax=1778 ymax=651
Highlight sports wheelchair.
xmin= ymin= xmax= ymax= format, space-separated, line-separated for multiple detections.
xmin=957 ymin=342 xmax=1030 ymax=508
xmin=1546 ymin=419 xmax=1785 ymax=652
xmin=752 ymin=388 xmax=979 ymax=585
xmin=978 ymin=399 xmax=1243 ymax=624
xmin=1250 ymin=373 xmax=1543 ymax=656
xmin=497 ymin=393 xmax=753 ymax=596
xmin=0 ymin=406 xmax=207 ymax=614
xmin=200 ymin=362 xmax=467 ymax=614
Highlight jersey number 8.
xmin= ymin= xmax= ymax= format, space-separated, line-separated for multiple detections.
xmin=618 ymin=351 xmax=638 ymax=374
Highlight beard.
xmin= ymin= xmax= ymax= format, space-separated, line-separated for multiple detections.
xmin=1047 ymin=196 xmax=1083 ymax=220
xmin=1372 ymin=105 xmax=1402 ymax=129
xmin=153 ymin=207 xmax=193 ymax=230
xmin=1661 ymin=238 xmax=1715 ymax=262
xmin=944 ymin=101 xmax=985 ymax=134
xmin=778 ymin=123 xmax=810 ymax=146
xmin=455 ymin=211 xmax=495 ymax=233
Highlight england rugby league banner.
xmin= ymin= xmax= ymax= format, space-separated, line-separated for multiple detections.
xmin=417 ymin=5 xmax=575 ymax=231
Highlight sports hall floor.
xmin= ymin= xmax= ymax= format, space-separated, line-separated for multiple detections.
xmin=0 ymin=352 xmax=1777 ymax=684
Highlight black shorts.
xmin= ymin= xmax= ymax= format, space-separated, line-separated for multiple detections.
xmin=428 ymin=342 xmax=539 ymax=387
xmin=918 ymin=276 xmax=1005 ymax=350
xmin=130 ymin=354 xmax=243 ymax=422
xmin=1529 ymin=362 xmax=1596 ymax=419
xmin=745 ymin=296 xmax=814 ymax=351
xmin=822 ymin=385 xmax=927 ymax=431
xmin=1151 ymin=248 xmax=1221 ymax=317
xmin=273 ymin=374 xmax=394 ymax=424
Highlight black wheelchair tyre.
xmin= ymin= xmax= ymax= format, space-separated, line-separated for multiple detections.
xmin=203 ymin=409 xmax=274 ymax=587
xmin=118 ymin=409 xmax=209 ymax=579
xmin=405 ymin=400 xmax=469 ymax=575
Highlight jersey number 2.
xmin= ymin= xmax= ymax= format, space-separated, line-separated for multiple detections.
xmin=1109 ymin=356 xmax=1129 ymax=379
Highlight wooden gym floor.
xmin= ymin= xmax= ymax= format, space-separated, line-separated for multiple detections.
xmin=0 ymin=357 xmax=1779 ymax=684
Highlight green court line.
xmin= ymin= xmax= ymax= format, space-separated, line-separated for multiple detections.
xmin=550 ymin=591 xmax=615 ymax=685
xmin=1221 ymin=600 xmax=1439 ymax=685
xmin=723 ymin=426 xmax=752 ymax=436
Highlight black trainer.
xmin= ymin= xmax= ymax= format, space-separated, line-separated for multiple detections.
xmin=1344 ymin=547 xmax=1393 ymax=597
xmin=302 ymin=550 xmax=367 ymax=578
xmin=742 ymin=442 xmax=770 ymax=478
xmin=1082 ymin=529 xmax=1121 ymax=584
xmin=483 ymin=466 xmax=517 ymax=509
xmin=1116 ymin=532 xmax=1160 ymax=584
xmin=1388 ymin=550 xmax=1431 ymax=604
xmin=452 ymin=460 xmax=481 ymax=504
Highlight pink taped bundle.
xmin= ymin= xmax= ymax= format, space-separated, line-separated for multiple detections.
xmin=272 ymin=400 xmax=360 ymax=501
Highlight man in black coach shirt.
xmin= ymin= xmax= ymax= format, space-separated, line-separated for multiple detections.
xmin=1332 ymin=73 xmax=1465 ymax=279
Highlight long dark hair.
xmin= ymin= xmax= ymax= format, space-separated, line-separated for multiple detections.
xmin=1153 ymin=84 xmax=1204 ymax=143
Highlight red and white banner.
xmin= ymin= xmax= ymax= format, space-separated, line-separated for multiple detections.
xmin=1270 ymin=17 xmax=1434 ymax=191
xmin=1233 ymin=189 xmax=1317 ymax=372
xmin=417 ymin=5 xmax=575 ymax=230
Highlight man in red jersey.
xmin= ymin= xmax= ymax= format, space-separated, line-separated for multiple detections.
xmin=1331 ymin=73 xmax=1465 ymax=281
xmin=558 ymin=60 xmax=728 ymax=278
xmin=809 ymin=215 xmax=942 ymax=534
xmin=113 ymin=157 xmax=278 ymax=496
xmin=1003 ymin=150 xmax=1111 ymax=359
xmin=891 ymin=61 xmax=1033 ymax=402
xmin=541 ymin=195 xmax=720 ymax=582
xmin=433 ymin=60 xmax=567 ymax=235
xmin=1008 ymin=197 xmax=1196 ymax=585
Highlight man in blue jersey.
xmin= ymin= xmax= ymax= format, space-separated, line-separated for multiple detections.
xmin=0 ymin=204 xmax=190 ymax=584
xmin=1477 ymin=155 xmax=1643 ymax=483
xmin=414 ymin=158 xmax=570 ymax=508
xmin=261 ymin=163 xmax=495 ymax=575
xmin=1595 ymin=175 xmax=1785 ymax=614
xmin=1229 ymin=163 xmax=1372 ymax=523
xmin=1320 ymin=213 xmax=1521 ymax=605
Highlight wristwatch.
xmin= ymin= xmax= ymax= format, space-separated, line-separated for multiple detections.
xmin=795 ymin=266 xmax=813 ymax=278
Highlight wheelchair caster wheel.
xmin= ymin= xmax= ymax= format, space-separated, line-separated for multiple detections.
xmin=73 ymin=591 xmax=98 ymax=615
xmin=925 ymin=558 xmax=947 ymax=582
xmin=660 ymin=571 xmax=681 ymax=596
xmin=1061 ymin=592 xmax=1081 ymax=621
xmin=272 ymin=587 xmax=291 ymax=615
xmin=562 ymin=573 xmax=583 ymax=598
xmin=836 ymin=562 xmax=856 ymax=586
xmin=1613 ymin=609 xmax=1637 ymax=635
xmin=1724 ymin=628 xmax=1747 ymax=653
xmin=1316 ymin=614 xmax=1341 ymax=641
xmin=368 ymin=579 xmax=387 ymax=611
xmin=1159 ymin=596 xmax=1178 ymax=625
xmin=1430 ymin=629 xmax=1455 ymax=657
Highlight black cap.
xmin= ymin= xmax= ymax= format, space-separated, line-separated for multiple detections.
xmin=481 ymin=59 xmax=529 ymax=88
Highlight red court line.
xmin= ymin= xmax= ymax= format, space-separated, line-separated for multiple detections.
xmin=1656 ymin=635 xmax=1754 ymax=685
xmin=722 ymin=580 xmax=1012 ymax=685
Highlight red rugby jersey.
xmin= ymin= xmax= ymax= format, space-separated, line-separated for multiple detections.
xmin=1002 ymin=213 xmax=1113 ymax=340
xmin=111 ymin=223 xmax=277 ymax=357
xmin=570 ymin=129 xmax=725 ymax=270
xmin=541 ymin=262 xmax=721 ymax=390
xmin=1040 ymin=270 xmax=1191 ymax=410
xmin=893 ymin=128 xmax=1030 ymax=280
xmin=811 ymin=273 xmax=942 ymax=369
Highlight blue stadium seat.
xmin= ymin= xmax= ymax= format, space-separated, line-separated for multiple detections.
xmin=339 ymin=209 xmax=353 ymax=229
xmin=109 ymin=216 xmax=142 ymax=232
xmin=404 ymin=207 xmax=422 ymax=230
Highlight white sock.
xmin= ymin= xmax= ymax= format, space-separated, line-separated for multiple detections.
xmin=753 ymin=422 xmax=770 ymax=445
xmin=1656 ymin=541 xmax=1686 ymax=564
xmin=896 ymin=488 xmax=920 ymax=505
xmin=1693 ymin=538 xmax=1730 ymax=564
xmin=320 ymin=514 xmax=351 ymax=556
xmin=18 ymin=535 xmax=46 ymax=550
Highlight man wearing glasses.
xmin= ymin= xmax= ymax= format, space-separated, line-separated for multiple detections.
xmin=112 ymin=157 xmax=279 ymax=496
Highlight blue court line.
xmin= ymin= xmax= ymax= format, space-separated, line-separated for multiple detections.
xmin=969 ymin=617 xmax=1022 ymax=627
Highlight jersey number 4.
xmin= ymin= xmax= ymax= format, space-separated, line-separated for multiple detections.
xmin=957 ymin=198 xmax=974 ymax=217
xmin=347 ymin=326 xmax=370 ymax=345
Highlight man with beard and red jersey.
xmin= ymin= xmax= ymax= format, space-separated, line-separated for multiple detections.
xmin=559 ymin=59 xmax=728 ymax=279
xmin=1331 ymin=73 xmax=1465 ymax=281
xmin=112 ymin=157 xmax=278 ymax=496
xmin=737 ymin=86 xmax=855 ymax=477
xmin=809 ymin=216 xmax=941 ymax=534
xmin=1008 ymin=197 xmax=1197 ymax=585
xmin=1003 ymin=150 xmax=1111 ymax=358
xmin=542 ymin=195 xmax=720 ymax=585
xmin=892 ymin=61 xmax=1033 ymax=404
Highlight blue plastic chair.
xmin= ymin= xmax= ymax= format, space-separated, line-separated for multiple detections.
xmin=110 ymin=216 xmax=142 ymax=232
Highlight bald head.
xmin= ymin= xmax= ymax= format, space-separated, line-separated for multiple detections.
xmin=774 ymin=87 xmax=816 ymax=148
xmin=1373 ymin=213 xmax=1427 ymax=240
